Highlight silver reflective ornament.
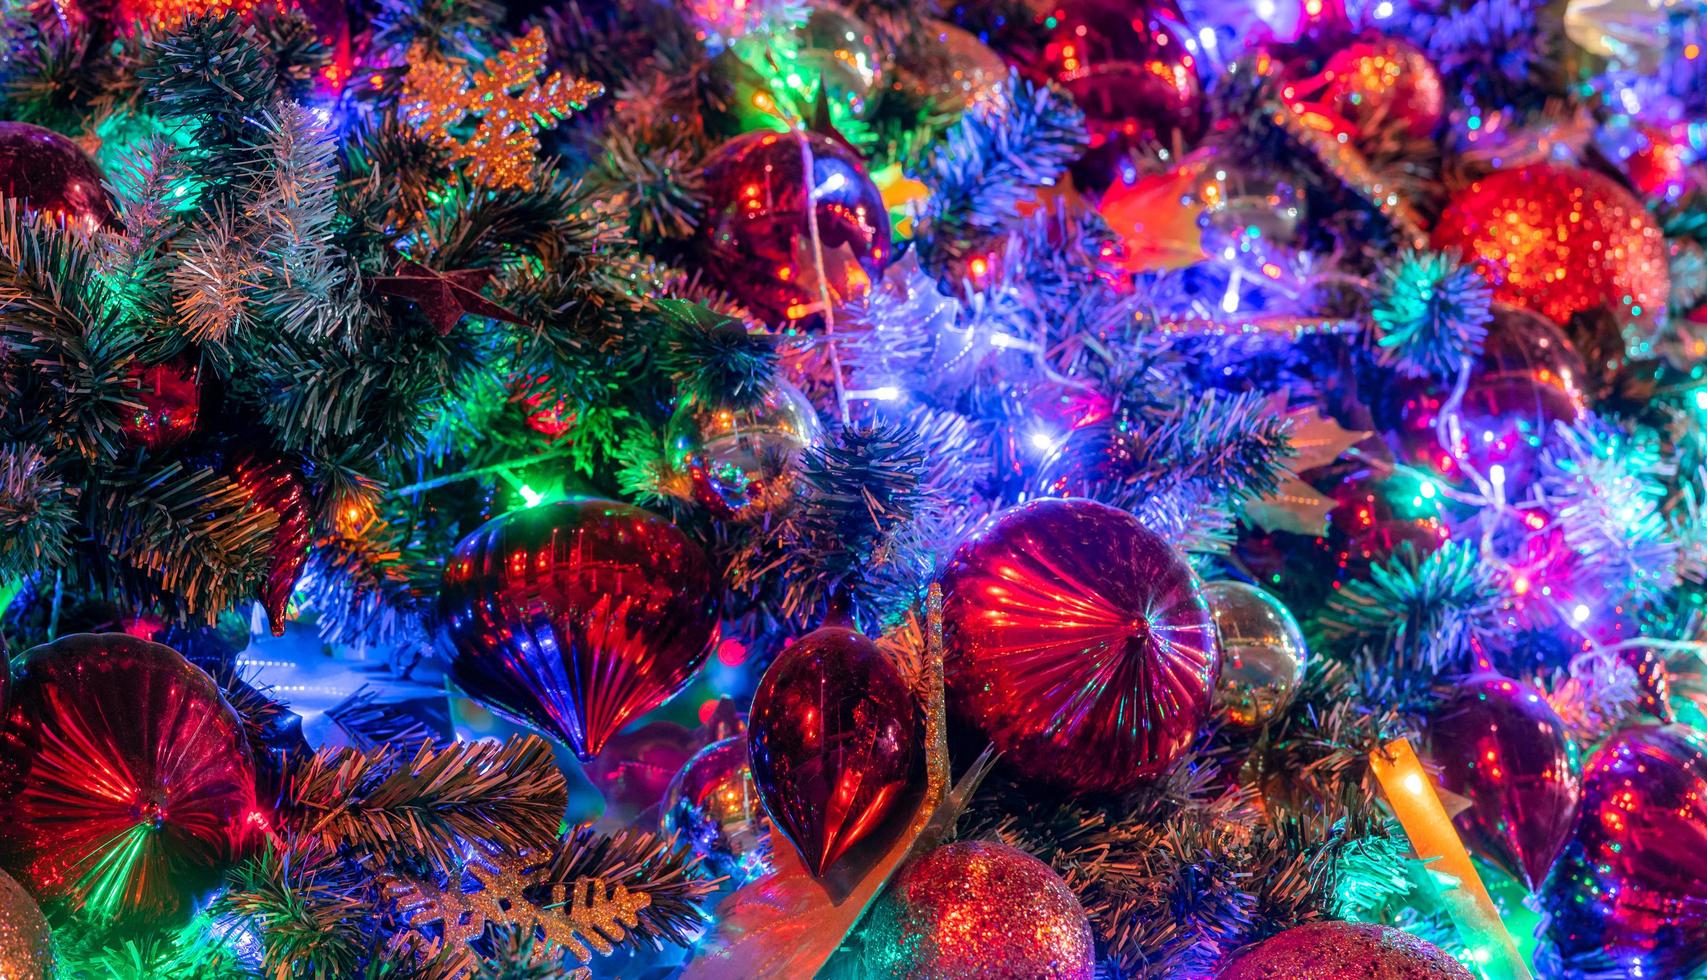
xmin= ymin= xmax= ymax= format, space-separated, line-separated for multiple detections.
xmin=666 ymin=379 xmax=823 ymax=517
xmin=659 ymin=737 xmax=770 ymax=883
xmin=1204 ymin=580 xmax=1307 ymax=727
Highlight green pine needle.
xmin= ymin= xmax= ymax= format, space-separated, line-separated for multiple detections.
xmin=1371 ymin=250 xmax=1492 ymax=380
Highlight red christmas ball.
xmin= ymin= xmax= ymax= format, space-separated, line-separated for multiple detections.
xmin=940 ymin=498 xmax=1219 ymax=795
xmin=1542 ymin=725 xmax=1707 ymax=977
xmin=0 ymin=122 xmax=115 ymax=229
xmin=1378 ymin=305 xmax=1587 ymax=497
xmin=698 ymin=130 xmax=892 ymax=327
xmin=748 ymin=626 xmax=921 ymax=878
xmin=231 ymin=455 xmax=311 ymax=637
xmin=1325 ymin=469 xmax=1449 ymax=577
xmin=1433 ymin=163 xmax=1671 ymax=343
xmin=1283 ymin=38 xmax=1443 ymax=141
xmin=121 ymin=359 xmax=202 ymax=451
xmin=1427 ymin=674 xmax=1581 ymax=890
xmin=861 ymin=840 xmax=1096 ymax=979
xmin=0 ymin=634 xmax=263 ymax=929
xmin=1217 ymin=921 xmax=1471 ymax=978
xmin=1029 ymin=0 xmax=1203 ymax=190
xmin=438 ymin=499 xmax=718 ymax=761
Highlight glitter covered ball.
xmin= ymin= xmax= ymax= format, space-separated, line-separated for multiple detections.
xmin=659 ymin=736 xmax=770 ymax=884
xmin=698 ymin=130 xmax=891 ymax=326
xmin=1541 ymin=724 xmax=1707 ymax=978
xmin=439 ymin=499 xmax=718 ymax=761
xmin=861 ymin=841 xmax=1095 ymax=980
xmin=1203 ymin=581 xmax=1307 ymax=727
xmin=665 ymin=380 xmax=823 ymax=518
xmin=1433 ymin=163 xmax=1671 ymax=345
xmin=0 ymin=870 xmax=51 ymax=979
xmin=1217 ymin=921 xmax=1471 ymax=979
xmin=1427 ymin=674 xmax=1580 ymax=890
xmin=1292 ymin=38 xmax=1444 ymax=141
xmin=941 ymin=498 xmax=1219 ymax=795
xmin=0 ymin=634 xmax=263 ymax=929
xmin=1028 ymin=0 xmax=1203 ymax=191
xmin=0 ymin=121 xmax=114 ymax=228
xmin=748 ymin=627 xmax=921 ymax=878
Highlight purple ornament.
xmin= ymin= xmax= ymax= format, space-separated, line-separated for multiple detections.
xmin=747 ymin=627 xmax=922 ymax=879
xmin=940 ymin=498 xmax=1219 ymax=795
xmin=1379 ymin=305 xmax=1587 ymax=498
xmin=1427 ymin=674 xmax=1580 ymax=890
xmin=1217 ymin=921 xmax=1471 ymax=979
xmin=1542 ymin=725 xmax=1707 ymax=978
xmin=438 ymin=499 xmax=718 ymax=761
xmin=698 ymin=130 xmax=892 ymax=327
xmin=0 ymin=122 xmax=115 ymax=228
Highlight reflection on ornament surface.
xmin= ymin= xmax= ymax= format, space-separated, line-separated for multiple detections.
xmin=666 ymin=380 xmax=823 ymax=517
xmin=1203 ymin=580 xmax=1307 ymax=727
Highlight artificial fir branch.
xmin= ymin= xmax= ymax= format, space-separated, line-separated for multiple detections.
xmin=657 ymin=299 xmax=778 ymax=410
xmin=0 ymin=443 xmax=75 ymax=577
xmin=1319 ymin=539 xmax=1499 ymax=677
xmin=217 ymin=839 xmax=384 ymax=979
xmin=282 ymin=735 xmax=568 ymax=874
xmin=1370 ymin=249 xmax=1492 ymax=380
xmin=533 ymin=825 xmax=718 ymax=949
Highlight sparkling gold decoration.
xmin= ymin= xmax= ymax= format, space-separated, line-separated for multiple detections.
xmin=0 ymin=870 xmax=52 ymax=979
xmin=389 ymin=853 xmax=650 ymax=975
xmin=401 ymin=28 xmax=604 ymax=190
xmin=1433 ymin=163 xmax=1671 ymax=348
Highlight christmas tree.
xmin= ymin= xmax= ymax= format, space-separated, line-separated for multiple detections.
xmin=1 ymin=0 xmax=1706 ymax=975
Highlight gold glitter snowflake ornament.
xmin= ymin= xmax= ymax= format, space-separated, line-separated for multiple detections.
xmin=401 ymin=28 xmax=604 ymax=190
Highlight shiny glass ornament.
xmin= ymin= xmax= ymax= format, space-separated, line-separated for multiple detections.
xmin=747 ymin=626 xmax=921 ymax=878
xmin=1027 ymin=0 xmax=1204 ymax=192
xmin=940 ymin=498 xmax=1219 ymax=795
xmin=232 ymin=455 xmax=311 ymax=637
xmin=1217 ymin=921 xmax=1471 ymax=979
xmin=439 ymin=499 xmax=719 ymax=761
xmin=860 ymin=840 xmax=1095 ymax=980
xmin=1202 ymin=581 xmax=1307 ymax=727
xmin=698 ymin=130 xmax=892 ymax=327
xmin=914 ymin=21 xmax=1008 ymax=116
xmin=796 ymin=5 xmax=882 ymax=116
xmin=1282 ymin=38 xmax=1444 ymax=141
xmin=0 ymin=122 xmax=114 ymax=229
xmin=0 ymin=634 xmax=262 ymax=929
xmin=1542 ymin=724 xmax=1707 ymax=978
xmin=1378 ymin=305 xmax=1587 ymax=498
xmin=660 ymin=736 xmax=770 ymax=884
xmin=665 ymin=380 xmax=823 ymax=518
xmin=1433 ymin=163 xmax=1671 ymax=346
xmin=1427 ymin=674 xmax=1580 ymax=891
xmin=0 ymin=870 xmax=50 ymax=980
xmin=121 ymin=359 xmax=202 ymax=451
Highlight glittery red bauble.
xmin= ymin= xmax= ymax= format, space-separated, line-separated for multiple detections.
xmin=747 ymin=626 xmax=921 ymax=878
xmin=861 ymin=840 xmax=1096 ymax=980
xmin=121 ymin=359 xmax=202 ymax=450
xmin=1427 ymin=674 xmax=1580 ymax=890
xmin=1217 ymin=921 xmax=1471 ymax=979
xmin=1285 ymin=38 xmax=1443 ymax=141
xmin=1379 ymin=305 xmax=1587 ymax=497
xmin=0 ymin=634 xmax=263 ymax=928
xmin=231 ymin=455 xmax=310 ymax=637
xmin=1433 ymin=163 xmax=1671 ymax=342
xmin=439 ymin=499 xmax=718 ymax=761
xmin=698 ymin=130 xmax=892 ymax=327
xmin=1542 ymin=725 xmax=1707 ymax=977
xmin=0 ymin=122 xmax=114 ymax=229
xmin=1029 ymin=0 xmax=1203 ymax=190
xmin=940 ymin=498 xmax=1219 ymax=795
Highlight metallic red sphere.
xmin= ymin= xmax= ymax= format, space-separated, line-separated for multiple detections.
xmin=0 ymin=634 xmax=263 ymax=929
xmin=940 ymin=498 xmax=1218 ymax=795
xmin=748 ymin=626 xmax=921 ymax=878
xmin=698 ymin=130 xmax=891 ymax=327
xmin=0 ymin=122 xmax=114 ymax=229
xmin=439 ymin=499 xmax=718 ymax=761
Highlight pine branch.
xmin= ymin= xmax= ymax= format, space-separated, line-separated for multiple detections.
xmin=1319 ymin=539 xmax=1499 ymax=679
xmin=914 ymin=74 xmax=1087 ymax=268
xmin=657 ymin=299 xmax=777 ymax=410
xmin=0 ymin=443 xmax=75 ymax=577
xmin=1371 ymin=250 xmax=1492 ymax=380
xmin=137 ymin=13 xmax=281 ymax=199
xmin=217 ymin=839 xmax=383 ymax=980
xmin=282 ymin=735 xmax=568 ymax=874
xmin=95 ymin=462 xmax=280 ymax=620
xmin=532 ymin=826 xmax=717 ymax=949
xmin=249 ymin=102 xmax=360 ymax=343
